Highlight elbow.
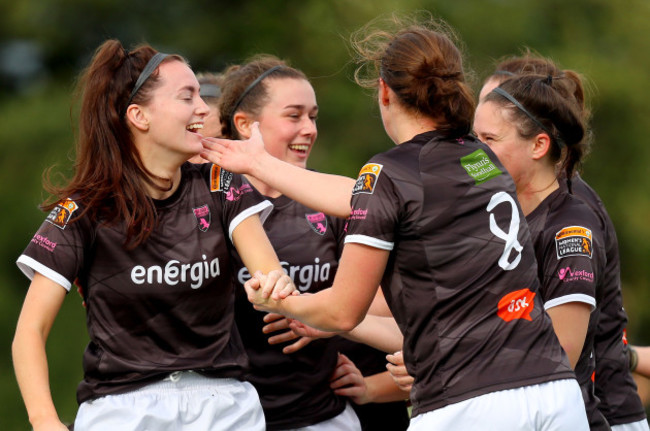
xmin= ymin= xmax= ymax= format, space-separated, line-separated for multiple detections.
xmin=336 ymin=313 xmax=364 ymax=333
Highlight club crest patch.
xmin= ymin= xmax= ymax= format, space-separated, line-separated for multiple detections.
xmin=352 ymin=163 xmax=383 ymax=195
xmin=193 ymin=204 xmax=211 ymax=232
xmin=46 ymin=199 xmax=78 ymax=229
xmin=305 ymin=212 xmax=328 ymax=235
xmin=210 ymin=164 xmax=233 ymax=192
xmin=555 ymin=226 xmax=592 ymax=259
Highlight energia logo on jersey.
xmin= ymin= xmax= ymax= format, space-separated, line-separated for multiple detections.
xmin=131 ymin=254 xmax=220 ymax=289
xmin=238 ymin=258 xmax=331 ymax=292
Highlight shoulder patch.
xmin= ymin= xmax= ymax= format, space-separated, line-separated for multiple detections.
xmin=210 ymin=164 xmax=233 ymax=192
xmin=46 ymin=198 xmax=78 ymax=229
xmin=460 ymin=149 xmax=502 ymax=184
xmin=352 ymin=163 xmax=383 ymax=195
xmin=555 ymin=226 xmax=592 ymax=259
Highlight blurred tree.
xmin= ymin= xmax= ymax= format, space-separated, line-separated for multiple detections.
xmin=1 ymin=0 xmax=649 ymax=428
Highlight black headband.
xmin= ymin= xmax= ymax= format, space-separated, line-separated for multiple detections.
xmin=493 ymin=70 xmax=515 ymax=77
xmin=231 ymin=65 xmax=283 ymax=115
xmin=125 ymin=52 xmax=169 ymax=113
xmin=200 ymin=84 xmax=221 ymax=99
xmin=491 ymin=87 xmax=557 ymax=143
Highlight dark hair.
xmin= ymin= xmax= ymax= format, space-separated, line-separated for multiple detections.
xmin=484 ymin=73 xmax=588 ymax=180
xmin=219 ymin=55 xmax=307 ymax=139
xmin=42 ymin=39 xmax=185 ymax=248
xmin=351 ymin=13 xmax=475 ymax=134
xmin=486 ymin=51 xmax=591 ymax=123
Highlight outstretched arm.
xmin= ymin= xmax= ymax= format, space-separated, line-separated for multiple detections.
xmin=246 ymin=243 xmax=389 ymax=332
xmin=12 ymin=273 xmax=69 ymax=431
xmin=202 ymin=123 xmax=356 ymax=218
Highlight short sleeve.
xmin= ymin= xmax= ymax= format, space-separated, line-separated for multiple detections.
xmin=540 ymin=224 xmax=600 ymax=311
xmin=210 ymin=167 xmax=272 ymax=241
xmin=344 ymin=161 xmax=399 ymax=251
xmin=16 ymin=199 xmax=90 ymax=291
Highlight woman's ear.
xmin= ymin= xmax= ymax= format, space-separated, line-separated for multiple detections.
xmin=531 ymin=133 xmax=552 ymax=160
xmin=125 ymin=105 xmax=149 ymax=132
xmin=378 ymin=78 xmax=391 ymax=107
xmin=233 ymin=112 xmax=254 ymax=139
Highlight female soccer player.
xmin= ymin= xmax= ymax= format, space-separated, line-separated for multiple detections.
xmin=220 ymin=54 xmax=409 ymax=431
xmin=202 ymin=14 xmax=589 ymax=430
xmin=478 ymin=55 xmax=648 ymax=431
xmin=12 ymin=40 xmax=293 ymax=431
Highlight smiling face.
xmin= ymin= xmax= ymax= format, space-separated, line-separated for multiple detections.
xmin=473 ymin=101 xmax=533 ymax=188
xmin=253 ymin=78 xmax=318 ymax=169
xmin=139 ymin=60 xmax=209 ymax=162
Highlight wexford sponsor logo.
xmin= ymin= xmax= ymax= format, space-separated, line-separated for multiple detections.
xmin=226 ymin=183 xmax=253 ymax=202
xmin=131 ymin=255 xmax=220 ymax=289
xmin=352 ymin=163 xmax=383 ymax=195
xmin=558 ymin=266 xmax=594 ymax=283
xmin=555 ymin=226 xmax=592 ymax=259
xmin=497 ymin=288 xmax=536 ymax=322
xmin=349 ymin=208 xmax=368 ymax=221
xmin=305 ymin=212 xmax=327 ymax=235
xmin=238 ymin=258 xmax=331 ymax=292
xmin=31 ymin=234 xmax=57 ymax=252
xmin=46 ymin=198 xmax=78 ymax=229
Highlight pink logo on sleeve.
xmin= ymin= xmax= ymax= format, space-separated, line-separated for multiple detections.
xmin=225 ymin=183 xmax=253 ymax=201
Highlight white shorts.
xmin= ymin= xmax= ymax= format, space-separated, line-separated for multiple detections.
xmin=612 ymin=419 xmax=650 ymax=431
xmin=74 ymin=371 xmax=265 ymax=431
xmin=409 ymin=379 xmax=589 ymax=431
xmin=283 ymin=402 xmax=361 ymax=431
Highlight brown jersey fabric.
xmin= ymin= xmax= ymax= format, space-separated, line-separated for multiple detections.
xmin=568 ymin=175 xmax=647 ymax=427
xmin=344 ymin=130 xmax=575 ymax=418
xmin=17 ymin=162 xmax=271 ymax=404
xmin=526 ymin=186 xmax=610 ymax=430
xmin=232 ymin=193 xmax=348 ymax=429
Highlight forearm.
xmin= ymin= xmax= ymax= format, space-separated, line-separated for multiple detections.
xmin=344 ymin=315 xmax=403 ymax=353
xmin=251 ymin=153 xmax=355 ymax=218
xmin=631 ymin=345 xmax=650 ymax=378
xmin=362 ymin=371 xmax=410 ymax=404
xmin=279 ymin=288 xmax=364 ymax=332
xmin=12 ymin=327 xmax=61 ymax=427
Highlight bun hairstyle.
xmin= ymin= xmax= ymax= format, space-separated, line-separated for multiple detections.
xmin=485 ymin=72 xmax=589 ymax=180
xmin=351 ymin=12 xmax=475 ymax=134
xmin=219 ymin=55 xmax=307 ymax=139
xmin=43 ymin=39 xmax=186 ymax=248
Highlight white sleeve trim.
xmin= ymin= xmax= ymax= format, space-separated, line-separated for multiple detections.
xmin=544 ymin=293 xmax=596 ymax=312
xmin=16 ymin=255 xmax=72 ymax=292
xmin=345 ymin=234 xmax=394 ymax=251
xmin=228 ymin=200 xmax=273 ymax=242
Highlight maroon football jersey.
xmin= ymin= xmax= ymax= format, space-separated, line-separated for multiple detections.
xmin=17 ymin=162 xmax=271 ymax=403
xmin=344 ymin=130 xmax=574 ymax=418
xmin=568 ymin=174 xmax=647 ymax=426
xmin=526 ymin=186 xmax=609 ymax=430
